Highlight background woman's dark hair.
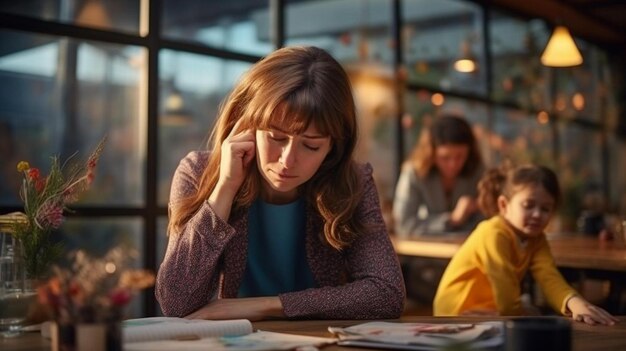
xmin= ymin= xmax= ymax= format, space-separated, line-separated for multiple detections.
xmin=478 ymin=163 xmax=561 ymax=217
xmin=430 ymin=115 xmax=482 ymax=176
xmin=409 ymin=114 xmax=482 ymax=178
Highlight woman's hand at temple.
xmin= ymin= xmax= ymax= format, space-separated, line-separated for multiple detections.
xmin=185 ymin=297 xmax=285 ymax=321
xmin=208 ymin=118 xmax=256 ymax=221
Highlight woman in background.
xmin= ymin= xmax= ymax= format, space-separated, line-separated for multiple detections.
xmin=156 ymin=46 xmax=405 ymax=321
xmin=392 ymin=115 xmax=484 ymax=307
xmin=393 ymin=115 xmax=484 ymax=237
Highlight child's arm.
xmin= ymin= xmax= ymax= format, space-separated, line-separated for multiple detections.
xmin=566 ymin=296 xmax=619 ymax=326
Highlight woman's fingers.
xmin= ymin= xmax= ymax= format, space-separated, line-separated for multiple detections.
xmin=227 ymin=117 xmax=246 ymax=139
xmin=218 ymin=118 xmax=256 ymax=191
xmin=228 ymin=130 xmax=255 ymax=164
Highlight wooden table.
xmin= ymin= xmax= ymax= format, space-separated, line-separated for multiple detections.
xmin=256 ymin=316 xmax=626 ymax=350
xmin=3 ymin=316 xmax=626 ymax=351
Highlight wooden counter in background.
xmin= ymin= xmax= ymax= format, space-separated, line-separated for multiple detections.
xmin=391 ymin=233 xmax=626 ymax=313
xmin=391 ymin=233 xmax=626 ymax=272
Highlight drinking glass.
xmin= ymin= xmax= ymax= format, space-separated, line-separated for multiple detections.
xmin=0 ymin=232 xmax=36 ymax=338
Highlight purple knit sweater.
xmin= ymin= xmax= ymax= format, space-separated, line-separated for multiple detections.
xmin=156 ymin=151 xmax=405 ymax=319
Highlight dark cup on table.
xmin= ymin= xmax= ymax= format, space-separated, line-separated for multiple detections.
xmin=505 ymin=317 xmax=571 ymax=351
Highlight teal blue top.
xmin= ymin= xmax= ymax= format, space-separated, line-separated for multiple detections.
xmin=237 ymin=198 xmax=316 ymax=297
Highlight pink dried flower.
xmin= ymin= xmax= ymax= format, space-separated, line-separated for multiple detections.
xmin=36 ymin=201 xmax=64 ymax=229
xmin=87 ymin=171 xmax=95 ymax=184
xmin=108 ymin=288 xmax=132 ymax=306
xmin=35 ymin=178 xmax=46 ymax=193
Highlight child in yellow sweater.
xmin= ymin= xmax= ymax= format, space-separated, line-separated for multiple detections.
xmin=433 ymin=165 xmax=617 ymax=325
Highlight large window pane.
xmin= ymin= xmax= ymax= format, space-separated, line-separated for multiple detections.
xmin=608 ymin=136 xmax=626 ymax=216
xmin=162 ymin=0 xmax=271 ymax=56
xmin=558 ymin=123 xmax=603 ymax=231
xmin=489 ymin=107 xmax=554 ymax=167
xmin=0 ymin=1 xmax=141 ymax=34
xmin=402 ymin=0 xmax=486 ymax=96
xmin=158 ymin=50 xmax=252 ymax=205
xmin=552 ymin=44 xmax=611 ymax=124
xmin=489 ymin=12 xmax=550 ymax=111
xmin=286 ymin=0 xmax=393 ymax=66
xmin=0 ymin=30 xmax=145 ymax=206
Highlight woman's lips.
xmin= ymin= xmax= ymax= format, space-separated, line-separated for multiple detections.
xmin=273 ymin=169 xmax=296 ymax=179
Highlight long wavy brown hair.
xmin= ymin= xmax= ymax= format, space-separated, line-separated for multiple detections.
xmin=408 ymin=114 xmax=482 ymax=178
xmin=168 ymin=46 xmax=363 ymax=250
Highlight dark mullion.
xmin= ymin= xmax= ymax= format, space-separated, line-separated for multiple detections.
xmin=270 ymin=0 xmax=285 ymax=49
xmin=392 ymin=0 xmax=404 ymax=177
xmin=144 ymin=0 xmax=162 ymax=317
xmin=161 ymin=38 xmax=261 ymax=63
xmin=0 ymin=12 xmax=262 ymax=64
xmin=483 ymin=5 xmax=497 ymax=165
xmin=0 ymin=206 xmax=167 ymax=216
xmin=482 ymin=5 xmax=493 ymax=105
xmin=67 ymin=207 xmax=167 ymax=217
xmin=406 ymin=83 xmax=497 ymax=107
xmin=0 ymin=12 xmax=147 ymax=47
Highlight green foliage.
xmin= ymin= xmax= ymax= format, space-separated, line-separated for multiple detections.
xmin=13 ymin=224 xmax=62 ymax=279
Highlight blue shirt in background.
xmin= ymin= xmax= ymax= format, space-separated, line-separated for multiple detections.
xmin=237 ymin=198 xmax=316 ymax=297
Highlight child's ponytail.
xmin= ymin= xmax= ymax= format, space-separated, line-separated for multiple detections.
xmin=477 ymin=166 xmax=507 ymax=217
xmin=477 ymin=163 xmax=561 ymax=218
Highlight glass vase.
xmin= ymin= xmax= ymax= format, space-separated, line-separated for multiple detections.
xmin=0 ymin=231 xmax=37 ymax=338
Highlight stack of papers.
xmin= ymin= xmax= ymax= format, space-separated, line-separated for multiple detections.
xmin=329 ymin=321 xmax=503 ymax=350
xmin=122 ymin=317 xmax=335 ymax=351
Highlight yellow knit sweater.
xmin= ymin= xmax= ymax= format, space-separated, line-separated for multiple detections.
xmin=433 ymin=215 xmax=576 ymax=316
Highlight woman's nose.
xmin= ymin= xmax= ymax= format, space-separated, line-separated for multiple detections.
xmin=279 ymin=142 xmax=297 ymax=168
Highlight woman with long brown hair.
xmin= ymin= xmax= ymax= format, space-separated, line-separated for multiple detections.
xmin=156 ymin=46 xmax=405 ymax=321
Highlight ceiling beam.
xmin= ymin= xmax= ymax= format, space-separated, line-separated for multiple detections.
xmin=479 ymin=0 xmax=625 ymax=48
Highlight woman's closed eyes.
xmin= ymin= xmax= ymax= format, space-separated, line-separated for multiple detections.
xmin=266 ymin=130 xmax=324 ymax=152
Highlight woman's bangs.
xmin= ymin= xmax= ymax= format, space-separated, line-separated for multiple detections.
xmin=257 ymin=101 xmax=336 ymax=138
xmin=264 ymin=102 xmax=311 ymax=134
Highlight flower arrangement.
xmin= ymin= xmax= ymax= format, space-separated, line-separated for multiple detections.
xmin=12 ymin=137 xmax=107 ymax=279
xmin=37 ymin=247 xmax=155 ymax=324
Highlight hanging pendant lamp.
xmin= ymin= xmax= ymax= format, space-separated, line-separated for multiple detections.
xmin=540 ymin=25 xmax=583 ymax=67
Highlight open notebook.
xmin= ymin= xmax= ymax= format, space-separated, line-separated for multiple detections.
xmin=329 ymin=321 xmax=504 ymax=350
xmin=123 ymin=317 xmax=335 ymax=351
xmin=123 ymin=317 xmax=253 ymax=343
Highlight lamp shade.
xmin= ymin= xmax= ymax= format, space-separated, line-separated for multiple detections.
xmin=454 ymin=58 xmax=477 ymax=73
xmin=540 ymin=26 xmax=583 ymax=67
xmin=453 ymin=40 xmax=477 ymax=73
